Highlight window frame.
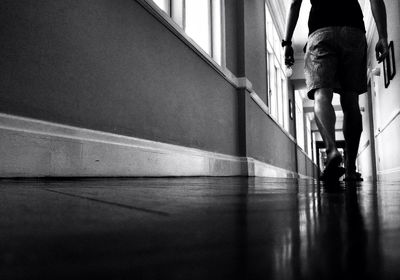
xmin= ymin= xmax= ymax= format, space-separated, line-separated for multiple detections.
xmin=149 ymin=0 xmax=226 ymax=67
xmin=265 ymin=2 xmax=289 ymax=132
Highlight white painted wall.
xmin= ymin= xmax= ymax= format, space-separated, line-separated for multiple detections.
xmin=357 ymin=0 xmax=400 ymax=181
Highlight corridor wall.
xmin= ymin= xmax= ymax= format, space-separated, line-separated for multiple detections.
xmin=357 ymin=0 xmax=400 ymax=181
xmin=0 ymin=0 xmax=317 ymax=178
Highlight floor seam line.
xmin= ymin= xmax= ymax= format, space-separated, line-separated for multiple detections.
xmin=42 ymin=188 xmax=170 ymax=217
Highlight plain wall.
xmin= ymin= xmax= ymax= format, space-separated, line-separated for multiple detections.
xmin=225 ymin=0 xmax=241 ymax=76
xmin=373 ymin=0 xmax=400 ymax=177
xmin=240 ymin=0 xmax=302 ymax=173
xmin=297 ymin=147 xmax=318 ymax=178
xmin=0 ymin=0 xmax=318 ymax=178
xmin=243 ymin=0 xmax=268 ymax=103
xmin=357 ymin=0 xmax=400 ymax=179
xmin=246 ymin=94 xmax=297 ymax=172
xmin=0 ymin=0 xmax=241 ymax=155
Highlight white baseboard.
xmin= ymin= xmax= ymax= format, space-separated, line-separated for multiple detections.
xmin=0 ymin=113 xmax=302 ymax=178
xmin=248 ymin=158 xmax=300 ymax=178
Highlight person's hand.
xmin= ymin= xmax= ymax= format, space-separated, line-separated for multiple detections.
xmin=376 ymin=37 xmax=389 ymax=63
xmin=284 ymin=46 xmax=294 ymax=67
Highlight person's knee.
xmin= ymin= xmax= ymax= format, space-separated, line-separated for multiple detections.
xmin=346 ymin=109 xmax=363 ymax=125
xmin=352 ymin=119 xmax=363 ymax=136
xmin=343 ymin=110 xmax=363 ymax=134
xmin=314 ymin=88 xmax=333 ymax=105
xmin=340 ymin=92 xmax=360 ymax=113
xmin=354 ymin=114 xmax=363 ymax=133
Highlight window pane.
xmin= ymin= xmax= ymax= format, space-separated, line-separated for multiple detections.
xmin=185 ymin=0 xmax=211 ymax=54
xmin=295 ymin=90 xmax=305 ymax=150
xmin=212 ymin=0 xmax=222 ymax=65
xmin=265 ymin=2 xmax=290 ymax=131
xmin=277 ymin=70 xmax=283 ymax=125
xmin=265 ymin=5 xmax=273 ymax=45
xmin=270 ymin=64 xmax=278 ymax=119
xmin=283 ymin=78 xmax=289 ymax=131
xmin=153 ymin=0 xmax=169 ymax=14
xmin=273 ymin=30 xmax=279 ymax=54
xmin=306 ymin=118 xmax=312 ymax=157
xmin=171 ymin=0 xmax=184 ymax=27
xmin=268 ymin=53 xmax=276 ymax=118
xmin=281 ymin=75 xmax=285 ymax=127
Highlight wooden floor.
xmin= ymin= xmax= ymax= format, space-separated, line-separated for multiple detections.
xmin=1 ymin=177 xmax=400 ymax=279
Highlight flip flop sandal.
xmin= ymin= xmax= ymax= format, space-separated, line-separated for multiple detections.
xmin=319 ymin=153 xmax=343 ymax=181
xmin=344 ymin=172 xmax=364 ymax=182
xmin=320 ymin=166 xmax=346 ymax=181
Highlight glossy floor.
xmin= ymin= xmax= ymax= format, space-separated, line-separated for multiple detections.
xmin=1 ymin=177 xmax=400 ymax=279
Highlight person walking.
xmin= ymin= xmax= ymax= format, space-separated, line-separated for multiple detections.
xmin=283 ymin=0 xmax=389 ymax=181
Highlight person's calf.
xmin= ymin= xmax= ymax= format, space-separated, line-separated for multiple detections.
xmin=314 ymin=89 xmax=337 ymax=153
xmin=343 ymin=111 xmax=363 ymax=172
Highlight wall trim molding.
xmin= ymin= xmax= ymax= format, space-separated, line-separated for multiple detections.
xmin=0 ymin=113 xmax=303 ymax=179
xmin=378 ymin=166 xmax=400 ymax=181
xmin=375 ymin=108 xmax=400 ymax=138
xmin=250 ymin=90 xmax=298 ymax=144
xmin=378 ymin=166 xmax=400 ymax=175
xmin=238 ymin=77 xmax=298 ymax=145
xmin=236 ymin=76 xmax=298 ymax=146
xmin=248 ymin=157 xmax=312 ymax=180
xmin=248 ymin=158 xmax=297 ymax=178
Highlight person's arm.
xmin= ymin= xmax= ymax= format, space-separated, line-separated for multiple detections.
xmin=370 ymin=0 xmax=389 ymax=62
xmin=284 ymin=0 xmax=303 ymax=66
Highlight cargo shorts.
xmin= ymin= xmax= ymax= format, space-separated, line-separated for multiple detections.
xmin=304 ymin=26 xmax=367 ymax=100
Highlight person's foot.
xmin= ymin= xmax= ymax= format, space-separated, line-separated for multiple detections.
xmin=320 ymin=166 xmax=345 ymax=181
xmin=344 ymin=171 xmax=363 ymax=182
xmin=319 ymin=151 xmax=344 ymax=181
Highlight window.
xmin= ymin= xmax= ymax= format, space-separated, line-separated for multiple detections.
xmin=269 ymin=59 xmax=278 ymax=119
xmin=185 ymin=0 xmax=211 ymax=54
xmin=277 ymin=72 xmax=283 ymax=124
xmin=283 ymin=78 xmax=289 ymax=131
xmin=265 ymin=3 xmax=289 ymax=131
xmin=295 ymin=90 xmax=305 ymax=150
xmin=306 ymin=116 xmax=312 ymax=158
xmin=153 ymin=0 xmax=170 ymax=14
xmin=151 ymin=0 xmax=224 ymax=65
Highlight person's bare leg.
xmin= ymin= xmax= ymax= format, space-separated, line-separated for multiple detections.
xmin=340 ymin=92 xmax=363 ymax=176
xmin=314 ymin=88 xmax=342 ymax=173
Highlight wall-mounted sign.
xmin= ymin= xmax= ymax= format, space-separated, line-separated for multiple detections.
xmin=383 ymin=41 xmax=396 ymax=88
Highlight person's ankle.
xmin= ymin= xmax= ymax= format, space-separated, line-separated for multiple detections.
xmin=327 ymin=148 xmax=341 ymax=159
xmin=346 ymin=167 xmax=356 ymax=175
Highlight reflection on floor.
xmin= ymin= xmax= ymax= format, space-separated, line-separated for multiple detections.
xmin=1 ymin=177 xmax=400 ymax=279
